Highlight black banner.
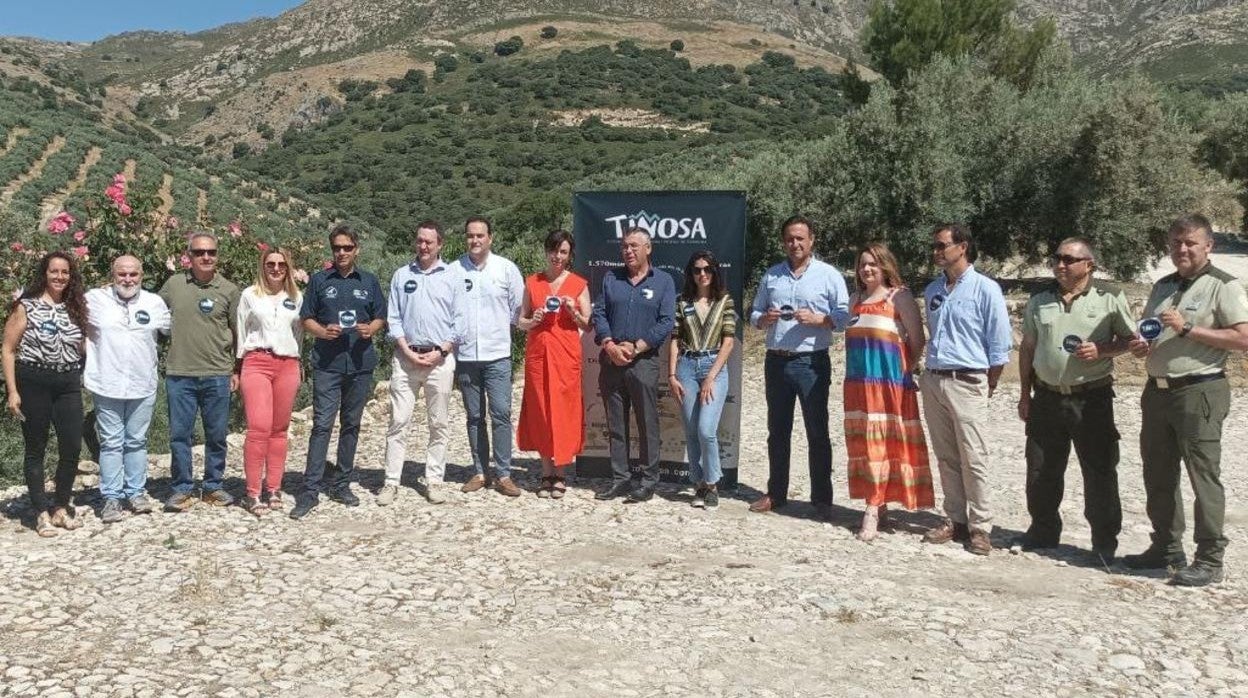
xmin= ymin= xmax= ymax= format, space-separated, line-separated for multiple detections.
xmin=573 ymin=191 xmax=746 ymax=487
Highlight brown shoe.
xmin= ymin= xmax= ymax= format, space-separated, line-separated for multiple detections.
xmin=924 ymin=520 xmax=962 ymax=544
xmin=495 ymin=477 xmax=521 ymax=497
xmin=967 ymin=529 xmax=993 ymax=556
xmin=749 ymin=495 xmax=782 ymax=513
xmin=461 ymin=475 xmax=486 ymax=493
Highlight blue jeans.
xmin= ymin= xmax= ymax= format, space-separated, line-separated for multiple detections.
xmin=764 ymin=351 xmax=833 ymax=506
xmin=456 ymin=358 xmax=513 ymax=479
xmin=94 ymin=392 xmax=157 ymax=500
xmin=167 ymin=375 xmax=231 ymax=494
xmin=676 ymin=354 xmax=728 ymax=485
xmin=304 ymin=369 xmax=373 ymax=495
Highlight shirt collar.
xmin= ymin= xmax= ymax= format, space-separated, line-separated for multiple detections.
xmin=328 ymin=266 xmax=362 ymax=280
xmin=1177 ymin=262 xmax=1212 ymax=291
xmin=186 ymin=271 xmax=220 ymax=288
xmin=411 ymin=258 xmax=447 ymax=275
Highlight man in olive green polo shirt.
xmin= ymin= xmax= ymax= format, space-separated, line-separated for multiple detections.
xmin=158 ymin=231 xmax=241 ymax=512
xmin=1017 ymin=237 xmax=1136 ymax=563
xmin=1125 ymin=214 xmax=1248 ymax=587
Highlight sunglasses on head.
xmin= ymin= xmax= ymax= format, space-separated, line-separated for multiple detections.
xmin=190 ymin=249 xmax=217 ymax=257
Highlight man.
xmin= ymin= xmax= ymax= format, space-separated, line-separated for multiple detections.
xmin=159 ymin=232 xmax=240 ymax=512
xmin=1017 ymin=238 xmax=1136 ymax=563
xmin=1124 ymin=214 xmax=1248 ymax=586
xmin=454 ymin=216 xmax=525 ymax=497
xmin=919 ymin=223 xmax=1011 ymax=555
xmin=747 ymin=215 xmax=849 ymax=518
xmin=592 ymin=227 xmax=676 ymax=503
xmin=381 ymin=220 xmax=465 ymax=506
xmin=85 ymin=256 xmax=171 ymax=523
xmin=291 ymin=224 xmax=387 ymax=519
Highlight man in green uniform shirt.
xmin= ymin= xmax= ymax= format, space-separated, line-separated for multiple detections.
xmin=1126 ymin=214 xmax=1248 ymax=586
xmin=1017 ymin=237 xmax=1136 ymax=563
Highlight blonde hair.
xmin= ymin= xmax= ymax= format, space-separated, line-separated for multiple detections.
xmin=254 ymin=247 xmax=299 ymax=298
xmin=854 ymin=242 xmax=905 ymax=293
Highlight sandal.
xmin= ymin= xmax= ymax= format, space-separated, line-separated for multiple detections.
xmin=550 ymin=476 xmax=566 ymax=500
xmin=265 ymin=491 xmax=285 ymax=511
xmin=50 ymin=507 xmax=82 ymax=531
xmin=35 ymin=511 xmax=58 ymax=538
xmin=878 ymin=504 xmax=895 ymax=533
xmin=536 ymin=476 xmax=553 ymax=498
xmin=241 ymin=496 xmax=268 ymax=517
xmin=856 ymin=506 xmax=879 ymax=542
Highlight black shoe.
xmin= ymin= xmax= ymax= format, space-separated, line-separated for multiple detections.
xmin=703 ymin=489 xmax=719 ymax=510
xmin=624 ymin=487 xmax=654 ymax=503
xmin=1170 ymin=563 xmax=1224 ymax=587
xmin=289 ymin=495 xmax=318 ymax=520
xmin=595 ymin=482 xmax=632 ymax=501
xmin=328 ymin=487 xmax=359 ymax=507
xmin=1122 ymin=547 xmax=1187 ymax=570
xmin=1016 ymin=533 xmax=1059 ymax=551
xmin=1092 ymin=546 xmax=1117 ymax=566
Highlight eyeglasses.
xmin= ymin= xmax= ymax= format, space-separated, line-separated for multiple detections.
xmin=691 ymin=266 xmax=714 ymax=276
xmin=1050 ymin=254 xmax=1091 ymax=266
xmin=332 ymin=244 xmax=356 ymax=252
xmin=264 ymin=261 xmax=288 ymax=269
xmin=930 ymin=241 xmax=961 ymax=252
xmin=190 ymin=249 xmax=217 ymax=257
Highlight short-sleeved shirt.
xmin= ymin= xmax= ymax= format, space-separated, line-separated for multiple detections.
xmin=1022 ymin=281 xmax=1136 ymax=387
xmin=673 ymin=295 xmax=737 ymax=352
xmin=1142 ymin=264 xmax=1248 ymax=378
xmin=300 ymin=265 xmax=386 ymax=374
xmin=85 ymin=288 xmax=170 ymax=398
xmin=748 ymin=258 xmax=850 ymax=352
xmin=923 ymin=266 xmax=1012 ymax=370
xmin=16 ymin=297 xmax=84 ymax=368
xmin=159 ymin=272 xmax=239 ymax=377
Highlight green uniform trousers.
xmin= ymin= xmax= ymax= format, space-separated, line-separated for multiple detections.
xmin=1140 ymin=378 xmax=1230 ymax=567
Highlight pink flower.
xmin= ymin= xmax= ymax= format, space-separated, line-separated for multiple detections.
xmin=47 ymin=211 xmax=75 ymax=234
xmin=118 ymin=203 xmax=132 ymax=216
xmin=165 ymin=216 xmax=179 ymax=229
xmin=180 ymin=254 xmax=192 ymax=269
xmin=72 ymin=230 xmax=86 ymax=242
xmin=322 ymin=260 xmax=333 ymax=270
xmin=256 ymin=242 xmax=270 ymax=252
xmin=228 ymin=221 xmax=243 ymax=237
xmin=113 ymin=173 xmax=126 ymax=185
xmin=72 ymin=246 xmax=88 ymax=259
xmin=292 ymin=268 xmax=309 ymax=284
xmin=10 ymin=242 xmax=23 ymax=252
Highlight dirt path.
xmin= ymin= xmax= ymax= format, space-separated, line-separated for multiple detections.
xmin=196 ymin=187 xmax=208 ymax=225
xmin=121 ymin=158 xmax=137 ymax=181
xmin=0 ymin=134 xmax=66 ymax=206
xmin=38 ymin=145 xmax=102 ymax=226
xmin=0 ymin=127 xmax=30 ymax=159
xmin=155 ymin=172 xmax=175 ymax=220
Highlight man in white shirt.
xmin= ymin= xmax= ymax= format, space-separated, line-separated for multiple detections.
xmin=455 ymin=216 xmax=525 ymax=497
xmin=84 ymin=255 xmax=171 ymax=523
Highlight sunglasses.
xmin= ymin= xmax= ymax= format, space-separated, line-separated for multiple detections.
xmin=1050 ymin=254 xmax=1091 ymax=266
xmin=691 ymin=266 xmax=714 ymax=276
xmin=265 ymin=261 xmax=288 ymax=269
xmin=930 ymin=241 xmax=962 ymax=252
xmin=332 ymin=244 xmax=356 ymax=252
xmin=190 ymin=249 xmax=218 ymax=257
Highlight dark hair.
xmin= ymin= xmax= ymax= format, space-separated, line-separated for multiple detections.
xmin=853 ymin=242 xmax=904 ymax=293
xmin=10 ymin=251 xmax=88 ymax=331
xmin=781 ymin=215 xmax=816 ymax=237
xmin=933 ymin=222 xmax=976 ymax=263
xmin=465 ymin=216 xmax=492 ymax=236
xmin=544 ymin=229 xmax=575 ymax=258
xmin=1169 ymin=213 xmax=1213 ymax=240
xmin=681 ymin=250 xmax=727 ymax=301
xmin=329 ymin=223 xmax=359 ymax=245
xmin=415 ymin=219 xmax=444 ymax=243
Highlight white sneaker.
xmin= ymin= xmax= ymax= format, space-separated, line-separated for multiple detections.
xmin=377 ymin=484 xmax=397 ymax=507
xmin=425 ymin=482 xmax=447 ymax=505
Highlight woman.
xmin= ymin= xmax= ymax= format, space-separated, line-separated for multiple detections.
xmin=517 ymin=230 xmax=590 ymax=498
xmin=668 ymin=251 xmax=735 ymax=510
xmin=844 ymin=242 xmax=933 ymax=540
xmin=2 ymin=251 xmax=88 ymax=536
xmin=235 ymin=248 xmax=303 ymax=516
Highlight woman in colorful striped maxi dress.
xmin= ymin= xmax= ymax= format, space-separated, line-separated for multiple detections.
xmin=843 ymin=243 xmax=934 ymax=541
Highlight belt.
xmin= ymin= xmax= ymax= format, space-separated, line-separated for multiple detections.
xmin=1035 ymin=376 xmax=1113 ymax=396
xmin=928 ymin=367 xmax=986 ymax=377
xmin=1148 ymin=372 xmax=1225 ymax=390
xmin=766 ymin=349 xmax=822 ymax=357
xmin=17 ymin=359 xmax=82 ymax=374
xmin=246 ymin=347 xmax=294 ymax=358
xmin=681 ymin=350 xmax=717 ymax=358
xmin=409 ymin=344 xmax=440 ymax=354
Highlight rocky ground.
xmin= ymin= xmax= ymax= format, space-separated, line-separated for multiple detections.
xmin=1 ymin=355 xmax=1247 ymax=697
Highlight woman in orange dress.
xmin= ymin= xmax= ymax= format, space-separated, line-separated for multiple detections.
xmin=517 ymin=230 xmax=591 ymax=498
xmin=843 ymin=242 xmax=934 ymax=541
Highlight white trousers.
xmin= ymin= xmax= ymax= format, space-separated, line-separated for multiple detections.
xmin=385 ymin=354 xmax=456 ymax=485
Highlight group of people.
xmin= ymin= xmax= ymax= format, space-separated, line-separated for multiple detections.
xmin=3 ymin=212 xmax=1241 ymax=587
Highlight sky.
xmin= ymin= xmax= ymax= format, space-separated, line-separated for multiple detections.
xmin=0 ymin=1 xmax=305 ymax=42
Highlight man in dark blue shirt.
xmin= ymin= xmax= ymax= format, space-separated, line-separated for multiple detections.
xmin=591 ymin=227 xmax=676 ymax=503
xmin=291 ymin=224 xmax=387 ymax=519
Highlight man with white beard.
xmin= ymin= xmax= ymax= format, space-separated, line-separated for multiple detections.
xmin=84 ymin=255 xmax=171 ymax=523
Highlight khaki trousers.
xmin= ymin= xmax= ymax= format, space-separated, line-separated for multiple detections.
xmin=385 ymin=354 xmax=456 ymax=486
xmin=920 ymin=371 xmax=993 ymax=531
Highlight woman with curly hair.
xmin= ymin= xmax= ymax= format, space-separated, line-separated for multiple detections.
xmin=2 ymin=251 xmax=89 ymax=536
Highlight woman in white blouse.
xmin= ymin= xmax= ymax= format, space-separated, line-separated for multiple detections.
xmin=235 ymin=248 xmax=304 ymax=516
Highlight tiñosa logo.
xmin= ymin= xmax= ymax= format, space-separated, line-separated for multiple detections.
xmin=605 ymin=210 xmax=707 ymax=240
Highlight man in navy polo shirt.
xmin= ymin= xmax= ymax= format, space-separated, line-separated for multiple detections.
xmin=591 ymin=227 xmax=676 ymax=503
xmin=291 ymin=224 xmax=387 ymax=519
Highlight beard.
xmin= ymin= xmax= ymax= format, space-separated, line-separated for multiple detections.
xmin=115 ymin=284 xmax=140 ymax=300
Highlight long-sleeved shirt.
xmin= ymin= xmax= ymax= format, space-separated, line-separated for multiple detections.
xmin=749 ymin=258 xmax=850 ymax=352
xmin=387 ymin=258 xmax=466 ymax=348
xmin=236 ymin=286 xmax=303 ymax=359
xmin=922 ymin=265 xmax=1012 ymax=370
xmin=84 ymin=288 xmax=170 ymax=399
xmin=455 ymin=252 xmax=524 ymax=362
xmin=591 ymin=266 xmax=677 ymax=350
xmin=299 ymin=265 xmax=386 ymax=373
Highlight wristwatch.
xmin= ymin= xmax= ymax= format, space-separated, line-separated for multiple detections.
xmin=1180 ymin=321 xmax=1193 ymax=337
xmin=437 ymin=346 xmax=449 ymax=357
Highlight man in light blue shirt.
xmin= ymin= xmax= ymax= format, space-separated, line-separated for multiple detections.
xmin=919 ymin=223 xmax=1012 ymax=555
xmin=747 ymin=215 xmax=850 ymax=518
xmin=381 ymin=220 xmax=466 ymax=506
